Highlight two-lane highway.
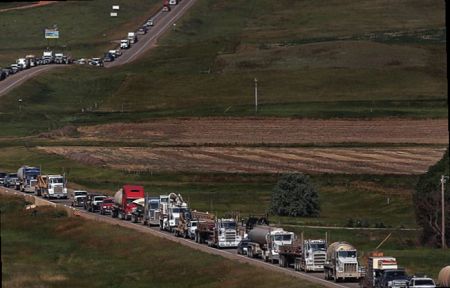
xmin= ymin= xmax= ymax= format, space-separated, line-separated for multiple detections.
xmin=2 ymin=186 xmax=360 ymax=288
xmin=0 ymin=0 xmax=198 ymax=97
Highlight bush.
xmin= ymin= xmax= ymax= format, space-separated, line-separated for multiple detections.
xmin=51 ymin=209 xmax=68 ymax=218
xmin=269 ymin=174 xmax=320 ymax=217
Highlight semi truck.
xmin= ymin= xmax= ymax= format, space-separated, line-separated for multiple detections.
xmin=25 ymin=55 xmax=36 ymax=67
xmin=162 ymin=2 xmax=171 ymax=11
xmin=36 ymin=174 xmax=68 ymax=199
xmin=196 ymin=216 xmax=242 ymax=248
xmin=294 ymin=237 xmax=327 ymax=272
xmin=324 ymin=241 xmax=363 ymax=282
xmin=16 ymin=166 xmax=41 ymax=192
xmin=17 ymin=58 xmax=30 ymax=69
xmin=43 ymin=51 xmax=54 ymax=64
xmin=120 ymin=39 xmax=130 ymax=49
xmin=173 ymin=210 xmax=212 ymax=239
xmin=112 ymin=185 xmax=145 ymax=220
xmin=127 ymin=32 xmax=137 ymax=44
xmin=360 ymin=252 xmax=400 ymax=288
xmin=159 ymin=193 xmax=188 ymax=232
xmin=246 ymin=226 xmax=296 ymax=263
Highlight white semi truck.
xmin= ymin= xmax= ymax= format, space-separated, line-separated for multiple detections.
xmin=294 ymin=238 xmax=327 ymax=272
xmin=159 ymin=193 xmax=188 ymax=232
xmin=127 ymin=32 xmax=137 ymax=44
xmin=246 ymin=226 xmax=296 ymax=263
xmin=324 ymin=241 xmax=363 ymax=282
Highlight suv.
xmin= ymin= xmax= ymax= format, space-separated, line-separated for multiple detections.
xmin=237 ymin=239 xmax=250 ymax=255
xmin=3 ymin=173 xmax=18 ymax=188
xmin=379 ymin=269 xmax=410 ymax=288
xmin=71 ymin=190 xmax=88 ymax=207
xmin=100 ymin=198 xmax=114 ymax=215
xmin=146 ymin=19 xmax=154 ymax=27
xmin=88 ymin=195 xmax=107 ymax=212
xmin=407 ymin=276 xmax=436 ymax=288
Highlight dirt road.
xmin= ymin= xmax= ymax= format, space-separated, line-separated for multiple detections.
xmin=0 ymin=2 xmax=56 ymax=13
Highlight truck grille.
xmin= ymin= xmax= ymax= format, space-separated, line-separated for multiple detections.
xmin=225 ymin=231 xmax=236 ymax=241
xmin=344 ymin=263 xmax=357 ymax=273
xmin=54 ymin=187 xmax=63 ymax=193
xmin=313 ymin=253 xmax=326 ymax=265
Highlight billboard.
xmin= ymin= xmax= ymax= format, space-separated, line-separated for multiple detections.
xmin=45 ymin=29 xmax=59 ymax=39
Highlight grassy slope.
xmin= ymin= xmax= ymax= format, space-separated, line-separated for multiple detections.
xmin=1 ymin=195 xmax=315 ymax=288
xmin=0 ymin=0 xmax=161 ymax=66
xmin=0 ymin=0 xmax=447 ymax=136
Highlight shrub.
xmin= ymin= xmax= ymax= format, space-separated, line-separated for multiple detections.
xmin=269 ymin=174 xmax=320 ymax=217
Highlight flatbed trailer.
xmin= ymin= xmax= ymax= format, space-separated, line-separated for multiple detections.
xmin=279 ymin=244 xmax=302 ymax=268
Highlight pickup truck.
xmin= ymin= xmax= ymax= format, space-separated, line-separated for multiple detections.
xmin=3 ymin=173 xmax=18 ymax=188
xmin=71 ymin=190 xmax=88 ymax=207
xmin=100 ymin=198 xmax=114 ymax=215
xmin=379 ymin=269 xmax=410 ymax=288
xmin=88 ymin=195 xmax=107 ymax=212
xmin=0 ymin=172 xmax=6 ymax=186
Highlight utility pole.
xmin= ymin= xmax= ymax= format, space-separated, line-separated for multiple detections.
xmin=441 ymin=175 xmax=449 ymax=249
xmin=254 ymin=78 xmax=258 ymax=112
xmin=18 ymin=99 xmax=22 ymax=113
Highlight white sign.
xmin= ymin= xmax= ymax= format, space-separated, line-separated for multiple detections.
xmin=112 ymin=5 xmax=120 ymax=10
xmin=110 ymin=12 xmax=118 ymax=17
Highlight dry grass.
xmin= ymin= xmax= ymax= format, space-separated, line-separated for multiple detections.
xmin=36 ymin=146 xmax=447 ymax=175
xmin=76 ymin=118 xmax=449 ymax=145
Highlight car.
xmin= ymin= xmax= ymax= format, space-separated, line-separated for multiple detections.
xmin=76 ymin=58 xmax=86 ymax=65
xmin=10 ymin=64 xmax=20 ymax=73
xmin=71 ymin=190 xmax=88 ymax=207
xmin=88 ymin=58 xmax=104 ymax=67
xmin=103 ymin=52 xmax=114 ymax=62
xmin=109 ymin=50 xmax=121 ymax=58
xmin=99 ymin=198 xmax=114 ymax=215
xmin=237 ymin=239 xmax=249 ymax=255
xmin=3 ymin=173 xmax=18 ymax=187
xmin=3 ymin=67 xmax=15 ymax=75
xmin=162 ymin=6 xmax=170 ymax=12
xmin=137 ymin=26 xmax=147 ymax=35
xmin=407 ymin=275 xmax=436 ymax=288
xmin=35 ymin=58 xmax=43 ymax=65
xmin=0 ymin=70 xmax=6 ymax=81
xmin=146 ymin=19 xmax=154 ymax=27
xmin=0 ymin=172 xmax=6 ymax=185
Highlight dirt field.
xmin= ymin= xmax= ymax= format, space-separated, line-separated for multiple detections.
xmin=36 ymin=146 xmax=447 ymax=175
xmin=77 ymin=118 xmax=449 ymax=145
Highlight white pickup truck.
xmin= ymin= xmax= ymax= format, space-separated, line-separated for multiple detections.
xmin=120 ymin=39 xmax=130 ymax=49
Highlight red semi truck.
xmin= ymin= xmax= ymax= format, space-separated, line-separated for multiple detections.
xmin=112 ymin=185 xmax=144 ymax=220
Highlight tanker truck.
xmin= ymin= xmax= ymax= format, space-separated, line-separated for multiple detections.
xmin=324 ymin=241 xmax=363 ymax=282
xmin=247 ymin=226 xmax=296 ymax=264
xmin=438 ymin=266 xmax=450 ymax=287
xmin=17 ymin=166 xmax=41 ymax=192
xmin=111 ymin=185 xmax=144 ymax=220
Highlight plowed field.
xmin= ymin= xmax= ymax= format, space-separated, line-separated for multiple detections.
xmin=78 ymin=118 xmax=449 ymax=145
xmin=37 ymin=146 xmax=447 ymax=175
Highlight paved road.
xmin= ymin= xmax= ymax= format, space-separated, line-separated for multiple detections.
xmin=0 ymin=0 xmax=197 ymax=97
xmin=2 ymin=186 xmax=360 ymax=288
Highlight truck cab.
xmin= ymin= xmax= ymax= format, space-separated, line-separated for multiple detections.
xmin=42 ymin=51 xmax=54 ymax=64
xmin=71 ymin=190 xmax=88 ymax=207
xmin=212 ymin=218 xmax=242 ymax=248
xmin=91 ymin=195 xmax=107 ymax=212
xmin=54 ymin=53 xmax=64 ymax=64
xmin=45 ymin=175 xmax=67 ymax=199
xmin=263 ymin=230 xmax=295 ymax=263
xmin=100 ymin=198 xmax=114 ymax=214
xmin=17 ymin=58 xmax=30 ymax=69
xmin=298 ymin=239 xmax=327 ymax=272
xmin=25 ymin=55 xmax=36 ymax=67
xmin=127 ymin=32 xmax=137 ymax=44
xmin=120 ymin=39 xmax=130 ymax=49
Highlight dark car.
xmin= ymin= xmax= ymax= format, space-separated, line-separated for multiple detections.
xmin=4 ymin=173 xmax=18 ymax=187
xmin=237 ymin=239 xmax=250 ymax=255
xmin=3 ymin=67 xmax=15 ymax=75
xmin=0 ymin=70 xmax=6 ymax=81
xmin=103 ymin=52 xmax=114 ymax=62
xmin=379 ymin=269 xmax=409 ymax=288
xmin=0 ymin=172 xmax=6 ymax=185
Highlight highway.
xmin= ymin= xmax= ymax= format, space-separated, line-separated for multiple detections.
xmin=0 ymin=0 xmax=198 ymax=97
xmin=2 ymin=186 xmax=360 ymax=288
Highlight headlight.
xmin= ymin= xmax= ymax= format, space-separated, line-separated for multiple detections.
xmin=338 ymin=267 xmax=344 ymax=272
xmin=388 ymin=281 xmax=393 ymax=287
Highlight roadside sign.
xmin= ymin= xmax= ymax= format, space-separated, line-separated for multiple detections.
xmin=45 ymin=29 xmax=59 ymax=39
xmin=112 ymin=5 xmax=119 ymax=10
xmin=110 ymin=12 xmax=118 ymax=17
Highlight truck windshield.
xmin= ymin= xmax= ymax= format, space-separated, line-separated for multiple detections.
xmin=103 ymin=199 xmax=113 ymax=204
xmin=386 ymin=271 xmax=408 ymax=279
xmin=150 ymin=204 xmax=158 ymax=210
xmin=338 ymin=251 xmax=357 ymax=258
xmin=221 ymin=222 xmax=236 ymax=229
xmin=310 ymin=243 xmax=326 ymax=250
xmin=51 ymin=178 xmax=64 ymax=183
xmin=75 ymin=192 xmax=87 ymax=196
xmin=9 ymin=174 xmax=17 ymax=177
xmin=190 ymin=222 xmax=197 ymax=227
xmin=274 ymin=235 xmax=292 ymax=241
xmin=95 ymin=197 xmax=106 ymax=201
xmin=171 ymin=208 xmax=186 ymax=213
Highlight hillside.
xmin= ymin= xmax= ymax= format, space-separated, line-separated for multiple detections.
xmin=0 ymin=0 xmax=447 ymax=136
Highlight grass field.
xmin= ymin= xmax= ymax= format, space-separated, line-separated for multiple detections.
xmin=1 ymin=195 xmax=318 ymax=288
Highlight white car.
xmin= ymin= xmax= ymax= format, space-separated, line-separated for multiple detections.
xmin=146 ymin=19 xmax=154 ymax=27
xmin=407 ymin=277 xmax=436 ymax=288
xmin=76 ymin=58 xmax=86 ymax=65
xmin=89 ymin=58 xmax=104 ymax=67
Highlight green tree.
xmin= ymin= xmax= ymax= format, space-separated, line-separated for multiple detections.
xmin=269 ymin=174 xmax=320 ymax=217
xmin=413 ymin=148 xmax=449 ymax=247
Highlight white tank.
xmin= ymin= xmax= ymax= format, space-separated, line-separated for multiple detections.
xmin=326 ymin=241 xmax=356 ymax=260
xmin=113 ymin=189 xmax=123 ymax=206
xmin=248 ymin=226 xmax=284 ymax=245
xmin=439 ymin=266 xmax=450 ymax=287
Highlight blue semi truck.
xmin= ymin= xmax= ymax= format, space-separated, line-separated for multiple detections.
xmin=16 ymin=166 xmax=41 ymax=192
